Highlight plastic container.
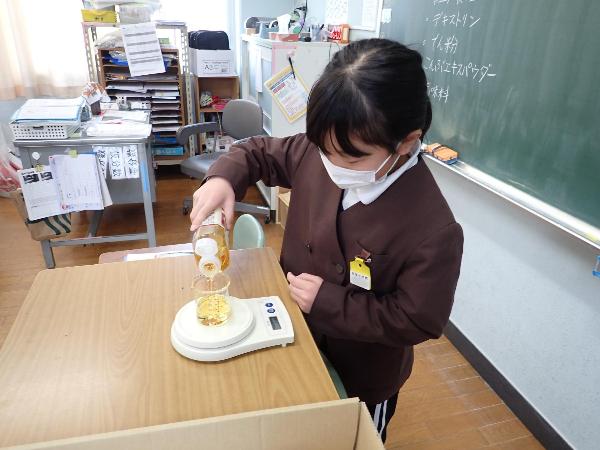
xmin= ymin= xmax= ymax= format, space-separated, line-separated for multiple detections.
xmin=81 ymin=9 xmax=117 ymax=23
xmin=118 ymin=4 xmax=152 ymax=24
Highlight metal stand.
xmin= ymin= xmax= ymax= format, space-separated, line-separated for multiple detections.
xmin=87 ymin=210 xmax=103 ymax=237
xmin=182 ymin=197 xmax=271 ymax=223
xmin=15 ymin=137 xmax=156 ymax=269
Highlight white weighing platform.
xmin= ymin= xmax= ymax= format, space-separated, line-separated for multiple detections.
xmin=171 ymin=296 xmax=294 ymax=362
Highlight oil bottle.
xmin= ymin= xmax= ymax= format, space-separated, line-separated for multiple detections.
xmin=192 ymin=208 xmax=231 ymax=326
xmin=192 ymin=208 xmax=230 ymax=274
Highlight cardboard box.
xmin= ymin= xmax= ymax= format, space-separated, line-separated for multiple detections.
xmin=8 ymin=398 xmax=384 ymax=450
xmin=278 ymin=191 xmax=291 ymax=229
xmin=191 ymin=49 xmax=236 ymax=77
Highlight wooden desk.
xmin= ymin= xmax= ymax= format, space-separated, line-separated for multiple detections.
xmin=98 ymin=243 xmax=192 ymax=264
xmin=0 ymin=248 xmax=338 ymax=447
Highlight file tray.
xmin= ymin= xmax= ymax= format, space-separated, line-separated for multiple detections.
xmin=10 ymin=97 xmax=84 ymax=140
xmin=10 ymin=123 xmax=80 ymax=140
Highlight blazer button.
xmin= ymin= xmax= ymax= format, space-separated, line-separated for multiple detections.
xmin=335 ymin=263 xmax=344 ymax=274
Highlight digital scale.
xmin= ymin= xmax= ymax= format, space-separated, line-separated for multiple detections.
xmin=171 ymin=296 xmax=294 ymax=362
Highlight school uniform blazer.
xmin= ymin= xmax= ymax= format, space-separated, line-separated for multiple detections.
xmin=207 ymin=133 xmax=464 ymax=403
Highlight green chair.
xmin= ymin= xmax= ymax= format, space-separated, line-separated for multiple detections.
xmin=320 ymin=351 xmax=348 ymax=399
xmin=232 ymin=214 xmax=265 ymax=250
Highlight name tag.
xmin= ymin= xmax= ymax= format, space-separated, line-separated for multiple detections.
xmin=350 ymin=257 xmax=371 ymax=290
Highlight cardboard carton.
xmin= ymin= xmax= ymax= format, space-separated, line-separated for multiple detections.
xmin=191 ymin=49 xmax=236 ymax=77
xmin=278 ymin=191 xmax=291 ymax=229
xmin=8 ymin=398 xmax=384 ymax=450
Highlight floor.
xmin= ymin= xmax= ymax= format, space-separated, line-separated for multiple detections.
xmin=0 ymin=168 xmax=543 ymax=449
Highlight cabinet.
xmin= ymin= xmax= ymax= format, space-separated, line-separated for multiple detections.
xmin=240 ymin=35 xmax=344 ymax=212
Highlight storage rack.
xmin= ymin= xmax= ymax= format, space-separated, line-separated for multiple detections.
xmin=82 ymin=21 xmax=196 ymax=163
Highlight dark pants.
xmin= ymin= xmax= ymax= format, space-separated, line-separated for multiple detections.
xmin=366 ymin=392 xmax=399 ymax=443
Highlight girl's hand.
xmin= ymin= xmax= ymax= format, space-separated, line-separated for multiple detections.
xmin=286 ymin=272 xmax=324 ymax=314
xmin=189 ymin=177 xmax=235 ymax=231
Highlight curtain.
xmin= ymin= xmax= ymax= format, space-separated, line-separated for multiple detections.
xmin=0 ymin=0 xmax=89 ymax=100
xmin=0 ymin=0 xmax=235 ymax=101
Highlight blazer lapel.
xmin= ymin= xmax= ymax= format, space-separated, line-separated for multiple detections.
xmin=305 ymin=154 xmax=346 ymax=281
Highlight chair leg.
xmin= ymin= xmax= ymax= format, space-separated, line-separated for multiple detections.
xmin=182 ymin=197 xmax=193 ymax=215
xmin=182 ymin=198 xmax=272 ymax=222
xmin=234 ymin=202 xmax=271 ymax=223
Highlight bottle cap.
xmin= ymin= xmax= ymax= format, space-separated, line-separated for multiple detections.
xmin=199 ymin=254 xmax=221 ymax=276
xmin=194 ymin=237 xmax=218 ymax=256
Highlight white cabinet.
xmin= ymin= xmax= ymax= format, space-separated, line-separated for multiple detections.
xmin=240 ymin=35 xmax=343 ymax=210
xmin=241 ymin=35 xmax=343 ymax=137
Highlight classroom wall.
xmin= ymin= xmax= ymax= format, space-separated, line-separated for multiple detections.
xmin=304 ymin=0 xmax=325 ymax=26
xmin=232 ymin=0 xmax=295 ymax=75
xmin=236 ymin=0 xmax=295 ymax=34
xmin=301 ymin=0 xmax=380 ymax=41
xmin=426 ymin=161 xmax=600 ymax=450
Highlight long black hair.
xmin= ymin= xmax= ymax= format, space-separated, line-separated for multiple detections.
xmin=306 ymin=39 xmax=431 ymax=157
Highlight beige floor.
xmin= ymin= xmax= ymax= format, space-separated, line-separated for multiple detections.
xmin=0 ymin=168 xmax=542 ymax=449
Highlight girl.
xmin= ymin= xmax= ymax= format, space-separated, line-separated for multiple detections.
xmin=189 ymin=39 xmax=463 ymax=442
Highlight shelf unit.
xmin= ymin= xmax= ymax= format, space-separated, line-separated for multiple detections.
xmin=82 ymin=21 xmax=196 ymax=163
xmin=194 ymin=76 xmax=239 ymax=151
xmin=97 ymin=47 xmax=186 ymax=163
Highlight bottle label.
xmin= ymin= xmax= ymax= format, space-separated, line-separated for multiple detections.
xmin=195 ymin=238 xmax=218 ymax=256
xmin=201 ymin=208 xmax=226 ymax=229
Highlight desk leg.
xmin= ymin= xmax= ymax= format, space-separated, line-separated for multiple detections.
xmin=88 ymin=210 xmax=103 ymax=237
xmin=139 ymin=143 xmax=157 ymax=247
xmin=41 ymin=240 xmax=55 ymax=269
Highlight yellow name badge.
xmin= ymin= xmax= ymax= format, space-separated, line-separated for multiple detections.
xmin=349 ymin=257 xmax=371 ymax=290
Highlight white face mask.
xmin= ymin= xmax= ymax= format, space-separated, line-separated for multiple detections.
xmin=319 ymin=150 xmax=402 ymax=189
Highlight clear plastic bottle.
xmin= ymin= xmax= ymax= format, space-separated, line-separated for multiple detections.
xmin=192 ymin=208 xmax=230 ymax=274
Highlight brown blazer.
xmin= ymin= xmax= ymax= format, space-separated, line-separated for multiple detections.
xmin=207 ymin=133 xmax=463 ymax=403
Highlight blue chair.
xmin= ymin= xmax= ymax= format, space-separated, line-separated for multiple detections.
xmin=232 ymin=214 xmax=265 ymax=250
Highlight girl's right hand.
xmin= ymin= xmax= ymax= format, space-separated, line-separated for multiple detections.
xmin=189 ymin=177 xmax=236 ymax=231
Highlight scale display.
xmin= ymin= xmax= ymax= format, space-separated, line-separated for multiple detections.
xmin=269 ymin=316 xmax=281 ymax=330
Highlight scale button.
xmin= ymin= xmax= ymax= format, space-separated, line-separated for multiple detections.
xmin=267 ymin=308 xmax=275 ymax=313
xmin=265 ymin=302 xmax=273 ymax=307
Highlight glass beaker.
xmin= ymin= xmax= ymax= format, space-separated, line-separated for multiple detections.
xmin=191 ymin=271 xmax=231 ymax=327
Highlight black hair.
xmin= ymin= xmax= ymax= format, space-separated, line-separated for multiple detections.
xmin=306 ymin=39 xmax=432 ymax=157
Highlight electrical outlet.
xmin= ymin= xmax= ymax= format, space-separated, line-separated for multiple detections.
xmin=381 ymin=8 xmax=392 ymax=24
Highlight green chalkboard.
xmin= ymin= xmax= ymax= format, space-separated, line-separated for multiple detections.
xmin=380 ymin=0 xmax=600 ymax=228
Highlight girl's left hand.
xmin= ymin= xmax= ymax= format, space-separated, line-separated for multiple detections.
xmin=286 ymin=272 xmax=324 ymax=314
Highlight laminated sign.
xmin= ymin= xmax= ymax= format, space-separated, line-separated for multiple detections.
xmin=264 ymin=65 xmax=309 ymax=123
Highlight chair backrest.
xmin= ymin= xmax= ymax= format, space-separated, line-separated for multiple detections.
xmin=222 ymin=99 xmax=264 ymax=140
xmin=232 ymin=214 xmax=265 ymax=250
